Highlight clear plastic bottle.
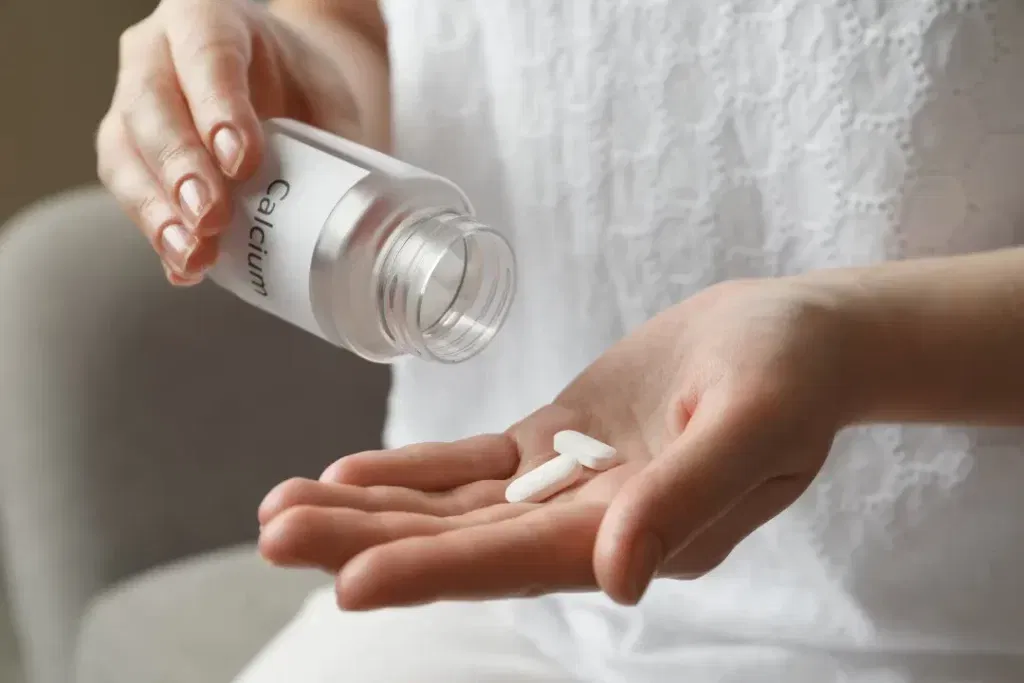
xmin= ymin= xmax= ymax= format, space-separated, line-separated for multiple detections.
xmin=208 ymin=118 xmax=516 ymax=364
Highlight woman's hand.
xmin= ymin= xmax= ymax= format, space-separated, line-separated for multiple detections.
xmin=257 ymin=276 xmax=858 ymax=608
xmin=95 ymin=0 xmax=388 ymax=285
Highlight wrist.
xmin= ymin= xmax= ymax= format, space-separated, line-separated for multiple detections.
xmin=782 ymin=267 xmax=895 ymax=427
xmin=797 ymin=266 xmax=912 ymax=426
xmin=794 ymin=249 xmax=1024 ymax=427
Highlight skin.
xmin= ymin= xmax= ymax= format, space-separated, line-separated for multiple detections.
xmin=95 ymin=0 xmax=388 ymax=284
xmin=258 ymin=247 xmax=1024 ymax=608
xmin=96 ymin=0 xmax=1024 ymax=612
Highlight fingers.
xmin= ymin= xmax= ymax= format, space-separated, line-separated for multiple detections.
xmin=259 ymin=502 xmax=532 ymax=571
xmin=318 ymin=405 xmax=597 ymax=492
xmin=320 ymin=434 xmax=520 ymax=491
xmin=98 ymin=4 xmax=263 ymax=285
xmin=257 ymin=477 xmax=507 ymax=526
xmin=161 ymin=0 xmax=262 ymax=178
xmin=119 ymin=32 xmax=232 ymax=239
xmin=594 ymin=390 xmax=769 ymax=605
xmin=95 ymin=114 xmax=215 ymax=283
xmin=260 ymin=506 xmax=447 ymax=571
xmin=335 ymin=502 xmax=605 ymax=610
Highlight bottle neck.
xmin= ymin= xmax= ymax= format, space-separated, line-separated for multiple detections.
xmin=375 ymin=209 xmax=516 ymax=363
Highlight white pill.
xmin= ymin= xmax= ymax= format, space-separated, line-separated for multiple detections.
xmin=553 ymin=430 xmax=621 ymax=471
xmin=505 ymin=453 xmax=583 ymax=503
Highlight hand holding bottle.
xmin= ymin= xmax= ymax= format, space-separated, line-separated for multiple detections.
xmin=95 ymin=0 xmax=389 ymax=285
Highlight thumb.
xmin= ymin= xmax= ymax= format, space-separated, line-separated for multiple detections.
xmin=594 ymin=391 xmax=767 ymax=605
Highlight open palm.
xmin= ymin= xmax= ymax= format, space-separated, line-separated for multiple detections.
xmin=258 ymin=393 xmax=662 ymax=608
xmin=258 ymin=280 xmax=846 ymax=608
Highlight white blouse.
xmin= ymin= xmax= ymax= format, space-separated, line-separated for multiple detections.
xmin=374 ymin=1 xmax=1024 ymax=680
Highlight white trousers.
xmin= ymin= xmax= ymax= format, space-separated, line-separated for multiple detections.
xmin=235 ymin=585 xmax=1024 ymax=683
xmin=234 ymin=586 xmax=575 ymax=683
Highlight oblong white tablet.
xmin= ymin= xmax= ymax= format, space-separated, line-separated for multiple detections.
xmin=504 ymin=453 xmax=583 ymax=503
xmin=553 ymin=430 xmax=621 ymax=471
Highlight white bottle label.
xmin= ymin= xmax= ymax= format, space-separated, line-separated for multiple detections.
xmin=209 ymin=128 xmax=370 ymax=339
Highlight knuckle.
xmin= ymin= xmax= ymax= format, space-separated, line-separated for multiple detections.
xmin=154 ymin=138 xmax=196 ymax=169
xmin=194 ymin=85 xmax=238 ymax=113
xmin=135 ymin=193 xmax=164 ymax=222
xmin=94 ymin=120 xmax=120 ymax=180
xmin=136 ymin=71 xmax=180 ymax=100
xmin=189 ymin=34 xmax=246 ymax=64
xmin=95 ymin=113 xmax=123 ymax=148
xmin=118 ymin=74 xmax=177 ymax=119
xmin=172 ymin=8 xmax=249 ymax=65
xmin=96 ymin=158 xmax=141 ymax=202
xmin=117 ymin=26 xmax=138 ymax=57
xmin=136 ymin=196 xmax=175 ymax=241
xmin=117 ymin=21 xmax=152 ymax=62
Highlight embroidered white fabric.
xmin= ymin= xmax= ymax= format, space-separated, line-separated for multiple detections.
xmin=326 ymin=1 xmax=1024 ymax=680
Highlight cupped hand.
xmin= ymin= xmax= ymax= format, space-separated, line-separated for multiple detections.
xmin=258 ymin=277 xmax=856 ymax=609
xmin=95 ymin=0 xmax=385 ymax=285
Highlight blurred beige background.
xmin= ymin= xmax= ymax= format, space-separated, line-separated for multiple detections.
xmin=0 ymin=0 xmax=155 ymax=225
xmin=0 ymin=1 xmax=156 ymax=678
xmin=0 ymin=5 xmax=388 ymax=681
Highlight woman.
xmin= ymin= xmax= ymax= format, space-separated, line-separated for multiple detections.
xmin=96 ymin=0 xmax=1024 ymax=680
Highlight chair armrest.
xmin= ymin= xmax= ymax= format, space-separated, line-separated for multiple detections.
xmin=0 ymin=186 xmax=389 ymax=683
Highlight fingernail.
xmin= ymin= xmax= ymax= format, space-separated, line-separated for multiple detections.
xmin=213 ymin=126 xmax=242 ymax=175
xmin=627 ymin=534 xmax=663 ymax=604
xmin=160 ymin=224 xmax=198 ymax=274
xmin=178 ymin=177 xmax=209 ymax=225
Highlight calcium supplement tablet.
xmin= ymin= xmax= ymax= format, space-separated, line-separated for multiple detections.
xmin=504 ymin=453 xmax=583 ymax=503
xmin=553 ymin=430 xmax=621 ymax=471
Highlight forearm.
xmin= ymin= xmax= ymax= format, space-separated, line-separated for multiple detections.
xmin=809 ymin=247 xmax=1024 ymax=426
xmin=269 ymin=0 xmax=391 ymax=149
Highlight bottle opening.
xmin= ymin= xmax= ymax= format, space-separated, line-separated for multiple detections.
xmin=378 ymin=211 xmax=515 ymax=363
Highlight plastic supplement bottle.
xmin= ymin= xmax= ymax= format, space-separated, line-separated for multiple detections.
xmin=208 ymin=118 xmax=516 ymax=364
